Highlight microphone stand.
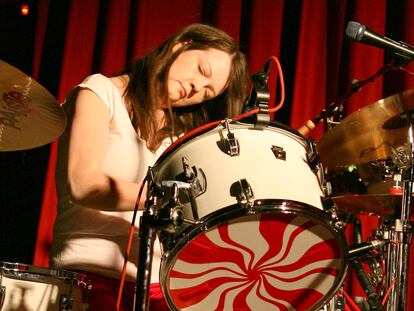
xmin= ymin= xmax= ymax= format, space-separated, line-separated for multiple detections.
xmin=298 ymin=60 xmax=406 ymax=135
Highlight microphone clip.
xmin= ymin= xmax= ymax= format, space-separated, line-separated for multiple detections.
xmin=243 ymin=59 xmax=271 ymax=127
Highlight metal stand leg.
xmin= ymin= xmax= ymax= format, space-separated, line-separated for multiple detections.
xmin=384 ymin=180 xmax=413 ymax=311
xmin=350 ymin=258 xmax=383 ymax=310
xmin=134 ymin=210 xmax=156 ymax=311
xmin=385 ymin=118 xmax=414 ymax=310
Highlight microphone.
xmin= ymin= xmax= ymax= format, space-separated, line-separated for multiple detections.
xmin=345 ymin=21 xmax=414 ymax=61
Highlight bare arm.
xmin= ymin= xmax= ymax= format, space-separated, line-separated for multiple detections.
xmin=67 ymin=88 xmax=143 ymax=211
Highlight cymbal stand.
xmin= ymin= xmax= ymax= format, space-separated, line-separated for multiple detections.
xmin=384 ymin=121 xmax=414 ymax=310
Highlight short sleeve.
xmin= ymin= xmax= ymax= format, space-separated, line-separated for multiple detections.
xmin=78 ymin=74 xmax=117 ymax=117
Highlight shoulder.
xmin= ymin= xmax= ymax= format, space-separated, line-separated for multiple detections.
xmin=79 ymin=73 xmax=113 ymax=90
xmin=74 ymin=74 xmax=121 ymax=115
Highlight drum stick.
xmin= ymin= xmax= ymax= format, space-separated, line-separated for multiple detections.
xmin=297 ymin=119 xmax=316 ymax=136
xmin=297 ymin=102 xmax=343 ymax=136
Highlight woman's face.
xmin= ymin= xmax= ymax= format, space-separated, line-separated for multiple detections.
xmin=167 ymin=47 xmax=232 ymax=107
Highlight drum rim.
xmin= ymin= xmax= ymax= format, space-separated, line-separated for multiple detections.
xmin=159 ymin=199 xmax=349 ymax=311
xmin=0 ymin=261 xmax=89 ymax=287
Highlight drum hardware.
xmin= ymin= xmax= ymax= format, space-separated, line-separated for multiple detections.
xmin=297 ymin=83 xmax=346 ymax=136
xmin=350 ymin=258 xmax=384 ymax=310
xmin=0 ymin=59 xmax=66 ymax=151
xmin=270 ymin=145 xmax=286 ymax=160
xmin=382 ymin=181 xmax=414 ymax=310
xmin=317 ymin=90 xmax=414 ymax=310
xmin=322 ymin=157 xmax=414 ymax=217
xmin=229 ymin=178 xmax=255 ymax=208
xmin=391 ymin=144 xmax=411 ymax=169
xmin=241 ymin=59 xmax=271 ymax=127
xmin=135 ymin=170 xmax=210 ymax=311
xmin=176 ymin=157 xmax=206 ymax=197
xmin=306 ymin=137 xmax=323 ymax=177
xmin=135 ymin=206 xmax=157 ymax=311
xmin=0 ymin=262 xmax=90 ymax=311
xmin=348 ymin=239 xmax=389 ymax=259
xmin=152 ymin=181 xmax=205 ymax=233
xmin=321 ymin=198 xmax=347 ymax=231
xmin=218 ymin=118 xmax=240 ymax=156
xmin=321 ymin=288 xmax=346 ymax=311
xmin=339 ymin=237 xmax=389 ymax=310
xmin=159 ymin=181 xmax=204 ymax=228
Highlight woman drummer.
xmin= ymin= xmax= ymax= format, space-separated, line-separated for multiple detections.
xmin=49 ymin=23 xmax=249 ymax=310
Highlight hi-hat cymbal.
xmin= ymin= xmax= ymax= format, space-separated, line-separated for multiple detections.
xmin=317 ymin=89 xmax=414 ymax=169
xmin=0 ymin=60 xmax=66 ymax=151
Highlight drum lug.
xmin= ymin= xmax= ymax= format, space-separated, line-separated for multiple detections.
xmin=322 ymin=198 xmax=344 ymax=229
xmin=218 ymin=119 xmax=240 ymax=156
xmin=230 ymin=178 xmax=255 ymax=208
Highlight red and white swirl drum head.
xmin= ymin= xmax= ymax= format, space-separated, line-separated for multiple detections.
xmin=159 ymin=201 xmax=347 ymax=311
xmin=151 ymin=121 xmax=348 ymax=310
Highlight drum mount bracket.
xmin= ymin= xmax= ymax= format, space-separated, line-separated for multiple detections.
xmin=218 ymin=119 xmax=240 ymax=156
xmin=306 ymin=137 xmax=322 ymax=174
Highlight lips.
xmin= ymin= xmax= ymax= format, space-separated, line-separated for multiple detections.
xmin=179 ymin=82 xmax=187 ymax=98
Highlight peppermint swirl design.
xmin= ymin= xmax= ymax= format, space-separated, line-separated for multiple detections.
xmin=166 ymin=213 xmax=344 ymax=310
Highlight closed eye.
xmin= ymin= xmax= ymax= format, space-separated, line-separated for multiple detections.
xmin=198 ymin=64 xmax=206 ymax=76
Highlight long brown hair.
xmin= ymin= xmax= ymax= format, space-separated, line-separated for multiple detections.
xmin=122 ymin=24 xmax=249 ymax=152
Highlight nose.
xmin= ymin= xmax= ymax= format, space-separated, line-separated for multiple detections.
xmin=191 ymin=76 xmax=208 ymax=94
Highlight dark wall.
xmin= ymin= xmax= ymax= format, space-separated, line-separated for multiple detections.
xmin=0 ymin=0 xmax=50 ymax=264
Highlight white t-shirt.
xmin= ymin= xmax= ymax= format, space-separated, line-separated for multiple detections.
xmin=50 ymin=74 xmax=170 ymax=282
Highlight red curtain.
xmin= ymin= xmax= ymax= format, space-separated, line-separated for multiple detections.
xmin=32 ymin=0 xmax=414 ymax=308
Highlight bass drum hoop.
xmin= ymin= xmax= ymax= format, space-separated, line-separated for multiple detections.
xmin=160 ymin=199 xmax=348 ymax=311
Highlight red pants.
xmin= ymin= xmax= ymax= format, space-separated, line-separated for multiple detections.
xmin=82 ymin=271 xmax=169 ymax=311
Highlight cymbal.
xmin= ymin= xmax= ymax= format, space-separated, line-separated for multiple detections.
xmin=0 ymin=60 xmax=66 ymax=151
xmin=328 ymin=194 xmax=411 ymax=217
xmin=317 ymin=89 xmax=414 ymax=169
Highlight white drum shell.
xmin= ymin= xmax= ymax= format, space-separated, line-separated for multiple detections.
xmin=153 ymin=122 xmax=324 ymax=219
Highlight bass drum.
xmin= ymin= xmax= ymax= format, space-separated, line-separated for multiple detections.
xmin=0 ymin=262 xmax=90 ymax=311
xmin=150 ymin=120 xmax=348 ymax=310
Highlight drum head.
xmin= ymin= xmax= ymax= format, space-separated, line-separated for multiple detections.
xmin=160 ymin=200 xmax=348 ymax=311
